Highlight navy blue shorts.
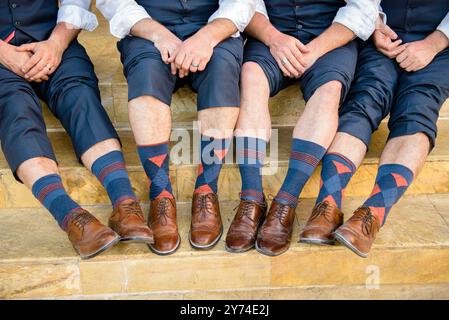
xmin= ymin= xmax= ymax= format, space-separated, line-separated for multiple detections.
xmin=118 ymin=36 xmax=243 ymax=110
xmin=243 ymin=36 xmax=358 ymax=103
xmin=338 ymin=42 xmax=449 ymax=149
xmin=0 ymin=40 xmax=119 ymax=180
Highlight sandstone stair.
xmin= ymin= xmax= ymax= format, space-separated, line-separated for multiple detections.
xmin=1 ymin=14 xmax=449 ymax=300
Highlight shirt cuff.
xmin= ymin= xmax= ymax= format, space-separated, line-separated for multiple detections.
xmin=108 ymin=5 xmax=151 ymax=39
xmin=57 ymin=5 xmax=98 ymax=31
xmin=208 ymin=0 xmax=256 ymax=38
xmin=437 ymin=13 xmax=449 ymax=40
xmin=333 ymin=0 xmax=378 ymax=41
xmin=256 ymin=0 xmax=269 ymax=20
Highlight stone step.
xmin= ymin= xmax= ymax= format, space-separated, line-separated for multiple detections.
xmin=1 ymin=194 xmax=449 ymax=299
xmin=38 ymin=14 xmax=449 ymax=129
xmin=58 ymin=284 xmax=449 ymax=300
xmin=2 ymin=120 xmax=449 ymax=208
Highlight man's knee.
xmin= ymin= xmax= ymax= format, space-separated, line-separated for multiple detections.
xmin=318 ymin=81 xmax=343 ymax=97
xmin=241 ymin=62 xmax=268 ymax=87
xmin=310 ymin=81 xmax=343 ymax=109
xmin=129 ymin=95 xmax=169 ymax=110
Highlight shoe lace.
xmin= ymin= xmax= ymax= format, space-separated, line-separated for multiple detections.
xmin=353 ymin=208 xmax=376 ymax=236
xmin=196 ymin=194 xmax=217 ymax=221
xmin=233 ymin=200 xmax=257 ymax=222
xmin=156 ymin=198 xmax=170 ymax=225
xmin=310 ymin=202 xmax=333 ymax=223
xmin=71 ymin=211 xmax=95 ymax=229
xmin=275 ymin=203 xmax=291 ymax=225
xmin=121 ymin=201 xmax=144 ymax=219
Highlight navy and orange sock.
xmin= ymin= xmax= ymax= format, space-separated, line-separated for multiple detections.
xmin=363 ymin=164 xmax=414 ymax=226
xmin=92 ymin=151 xmax=137 ymax=207
xmin=275 ymin=139 xmax=326 ymax=207
xmin=138 ymin=142 xmax=174 ymax=200
xmin=316 ymin=152 xmax=356 ymax=208
xmin=32 ymin=174 xmax=82 ymax=230
xmin=237 ymin=136 xmax=266 ymax=203
xmin=194 ymin=136 xmax=231 ymax=194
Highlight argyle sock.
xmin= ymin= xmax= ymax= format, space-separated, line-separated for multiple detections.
xmin=237 ymin=136 xmax=266 ymax=202
xmin=316 ymin=152 xmax=357 ymax=208
xmin=363 ymin=164 xmax=414 ymax=226
xmin=138 ymin=142 xmax=174 ymax=200
xmin=92 ymin=151 xmax=137 ymax=208
xmin=275 ymin=138 xmax=326 ymax=207
xmin=31 ymin=174 xmax=82 ymax=230
xmin=194 ymin=136 xmax=232 ymax=194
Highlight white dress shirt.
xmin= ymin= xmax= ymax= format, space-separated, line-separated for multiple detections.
xmin=255 ymin=0 xmax=380 ymax=41
xmin=95 ymin=0 xmax=263 ymax=39
xmin=333 ymin=0 xmax=381 ymax=41
xmin=57 ymin=0 xmax=99 ymax=31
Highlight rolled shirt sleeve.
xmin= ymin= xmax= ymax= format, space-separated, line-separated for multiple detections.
xmin=255 ymin=0 xmax=269 ymax=20
xmin=437 ymin=12 xmax=449 ymax=40
xmin=96 ymin=0 xmax=151 ymax=39
xmin=208 ymin=0 xmax=258 ymax=37
xmin=57 ymin=0 xmax=98 ymax=31
xmin=333 ymin=0 xmax=381 ymax=41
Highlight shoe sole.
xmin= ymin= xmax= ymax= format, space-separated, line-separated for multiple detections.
xmin=148 ymin=234 xmax=181 ymax=256
xmin=299 ymin=237 xmax=335 ymax=246
xmin=79 ymin=235 xmax=121 ymax=260
xmin=225 ymin=243 xmax=254 ymax=253
xmin=120 ymin=236 xmax=154 ymax=244
xmin=189 ymin=227 xmax=223 ymax=250
xmin=254 ymin=241 xmax=290 ymax=257
xmin=333 ymin=232 xmax=368 ymax=258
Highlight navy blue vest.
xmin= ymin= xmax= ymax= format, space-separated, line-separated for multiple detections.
xmin=136 ymin=0 xmax=219 ymax=39
xmin=265 ymin=0 xmax=346 ymax=36
xmin=0 ymin=0 xmax=58 ymax=43
xmin=382 ymin=0 xmax=449 ymax=40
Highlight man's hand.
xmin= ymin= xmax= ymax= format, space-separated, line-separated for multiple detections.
xmin=17 ymin=38 xmax=64 ymax=82
xmin=266 ymin=29 xmax=309 ymax=78
xmin=168 ymin=18 xmax=238 ymax=78
xmin=373 ymin=21 xmax=405 ymax=59
xmin=396 ymin=31 xmax=449 ymax=72
xmin=0 ymin=42 xmax=32 ymax=79
xmin=168 ymin=31 xmax=213 ymax=78
xmin=153 ymin=30 xmax=182 ymax=73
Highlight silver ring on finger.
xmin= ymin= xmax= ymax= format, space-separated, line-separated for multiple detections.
xmin=281 ymin=58 xmax=288 ymax=66
xmin=191 ymin=63 xmax=200 ymax=68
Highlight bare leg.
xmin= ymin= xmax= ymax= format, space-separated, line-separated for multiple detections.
xmin=128 ymin=96 xmax=172 ymax=145
xmin=234 ymin=62 xmax=272 ymax=141
xmin=17 ymin=157 xmax=60 ymax=189
xmin=81 ymin=138 xmax=121 ymax=171
xmin=293 ymin=81 xmax=342 ymax=145
xmin=198 ymin=107 xmax=239 ymax=139
xmin=379 ymin=133 xmax=429 ymax=174
xmin=274 ymin=81 xmax=343 ymax=207
xmin=327 ymin=132 xmax=367 ymax=169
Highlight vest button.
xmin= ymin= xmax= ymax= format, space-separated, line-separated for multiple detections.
xmin=11 ymin=3 xmax=17 ymax=9
xmin=15 ymin=21 xmax=21 ymax=26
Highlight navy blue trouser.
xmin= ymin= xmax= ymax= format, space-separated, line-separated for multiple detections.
xmin=243 ymin=33 xmax=358 ymax=103
xmin=0 ymin=39 xmax=119 ymax=181
xmin=338 ymin=41 xmax=449 ymax=149
xmin=118 ymin=35 xmax=243 ymax=110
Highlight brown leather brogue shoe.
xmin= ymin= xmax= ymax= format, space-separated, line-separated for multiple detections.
xmin=299 ymin=201 xmax=344 ymax=245
xmin=226 ymin=196 xmax=268 ymax=253
xmin=333 ymin=207 xmax=380 ymax=258
xmin=255 ymin=200 xmax=296 ymax=256
xmin=66 ymin=209 xmax=120 ymax=260
xmin=109 ymin=199 xmax=154 ymax=243
xmin=148 ymin=197 xmax=180 ymax=255
xmin=190 ymin=192 xmax=223 ymax=250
